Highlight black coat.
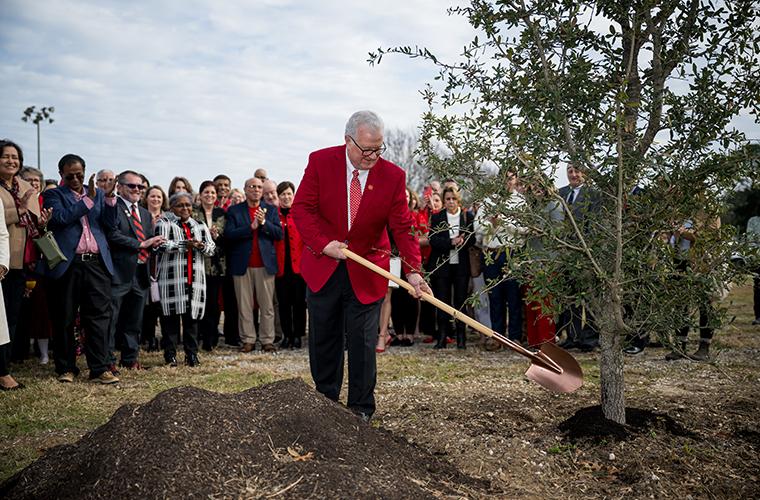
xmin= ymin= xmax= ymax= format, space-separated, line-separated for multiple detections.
xmin=427 ymin=209 xmax=474 ymax=280
xmin=107 ymin=197 xmax=154 ymax=288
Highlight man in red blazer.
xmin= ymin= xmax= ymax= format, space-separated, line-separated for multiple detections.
xmin=292 ymin=110 xmax=430 ymax=421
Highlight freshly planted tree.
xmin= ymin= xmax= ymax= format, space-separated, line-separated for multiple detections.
xmin=371 ymin=0 xmax=759 ymax=423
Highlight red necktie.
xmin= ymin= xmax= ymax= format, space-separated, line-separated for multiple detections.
xmin=350 ymin=169 xmax=362 ymax=226
xmin=182 ymin=223 xmax=193 ymax=285
xmin=131 ymin=205 xmax=150 ymax=263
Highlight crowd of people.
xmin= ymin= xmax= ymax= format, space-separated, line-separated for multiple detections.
xmin=0 ymin=110 xmax=746 ymax=396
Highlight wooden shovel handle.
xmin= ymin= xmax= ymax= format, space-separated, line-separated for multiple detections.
xmin=341 ymin=248 xmax=555 ymax=368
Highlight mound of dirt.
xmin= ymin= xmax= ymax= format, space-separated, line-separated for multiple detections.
xmin=1 ymin=378 xmax=491 ymax=499
xmin=558 ymin=405 xmax=695 ymax=441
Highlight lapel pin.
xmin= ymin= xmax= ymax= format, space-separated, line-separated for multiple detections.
xmin=367 ymin=185 xmax=373 ymax=190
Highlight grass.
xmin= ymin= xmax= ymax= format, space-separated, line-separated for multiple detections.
xmin=1 ymin=284 xmax=758 ymax=484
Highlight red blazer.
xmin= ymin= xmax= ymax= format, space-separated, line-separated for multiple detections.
xmin=292 ymin=145 xmax=421 ymax=304
xmin=275 ymin=207 xmax=303 ymax=277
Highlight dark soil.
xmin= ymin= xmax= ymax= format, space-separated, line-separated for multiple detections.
xmin=558 ymin=405 xmax=696 ymax=441
xmin=0 ymin=378 xmax=491 ymax=499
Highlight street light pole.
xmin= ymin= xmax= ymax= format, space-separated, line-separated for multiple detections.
xmin=21 ymin=106 xmax=55 ymax=169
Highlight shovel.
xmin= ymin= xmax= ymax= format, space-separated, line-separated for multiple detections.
xmin=343 ymin=248 xmax=583 ymax=393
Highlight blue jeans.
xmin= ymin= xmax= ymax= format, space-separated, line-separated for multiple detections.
xmin=483 ymin=250 xmax=523 ymax=341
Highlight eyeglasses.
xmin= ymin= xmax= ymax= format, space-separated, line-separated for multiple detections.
xmin=120 ymin=182 xmax=146 ymax=191
xmin=64 ymin=172 xmax=85 ymax=181
xmin=348 ymin=136 xmax=386 ymax=158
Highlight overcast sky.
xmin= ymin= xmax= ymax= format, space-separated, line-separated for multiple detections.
xmin=1 ymin=0 xmax=474 ymax=190
xmin=2 ymin=1 xmax=756 ymax=194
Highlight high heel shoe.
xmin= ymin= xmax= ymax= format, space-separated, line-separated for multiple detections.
xmin=375 ymin=333 xmax=392 ymax=353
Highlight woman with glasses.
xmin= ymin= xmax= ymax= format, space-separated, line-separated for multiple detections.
xmin=17 ymin=166 xmax=53 ymax=364
xmin=155 ymin=192 xmax=215 ymax=367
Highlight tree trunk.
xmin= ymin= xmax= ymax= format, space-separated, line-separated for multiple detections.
xmin=598 ymin=321 xmax=626 ymax=424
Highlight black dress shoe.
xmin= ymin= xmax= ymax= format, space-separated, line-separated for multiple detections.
xmin=186 ymin=353 xmax=200 ymax=367
xmin=280 ymin=337 xmax=291 ymax=349
xmin=558 ymin=340 xmax=579 ymax=350
xmin=292 ymin=337 xmax=302 ymax=349
xmin=165 ymin=356 xmax=178 ymax=367
xmin=623 ymin=345 xmax=645 ymax=355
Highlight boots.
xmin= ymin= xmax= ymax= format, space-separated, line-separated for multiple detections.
xmin=665 ymin=341 xmax=688 ymax=361
xmin=456 ymin=330 xmax=466 ymax=350
xmin=691 ymin=341 xmax=710 ymax=361
xmin=434 ymin=331 xmax=447 ymax=349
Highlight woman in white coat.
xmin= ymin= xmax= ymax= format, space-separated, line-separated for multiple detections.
xmin=0 ymin=196 xmax=21 ymax=390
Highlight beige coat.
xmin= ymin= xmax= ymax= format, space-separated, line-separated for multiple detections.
xmin=0 ymin=197 xmax=10 ymax=345
xmin=0 ymin=177 xmax=41 ymax=270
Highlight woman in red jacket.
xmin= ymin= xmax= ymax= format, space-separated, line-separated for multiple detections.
xmin=275 ymin=181 xmax=306 ymax=349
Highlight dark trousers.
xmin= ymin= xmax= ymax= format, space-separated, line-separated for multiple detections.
xmin=1 ymin=270 xmax=26 ymax=374
xmin=754 ymin=269 xmax=760 ymax=320
xmin=483 ymin=250 xmax=524 ymax=341
xmin=276 ymin=270 xmax=307 ymax=340
xmin=222 ymin=275 xmax=240 ymax=345
xmin=307 ymin=262 xmax=381 ymax=416
xmin=432 ymin=265 xmax=470 ymax=339
xmin=109 ymin=271 xmax=148 ymax=365
xmin=142 ymin=300 xmax=161 ymax=344
xmin=159 ymin=310 xmax=199 ymax=359
xmin=200 ymin=275 xmax=222 ymax=349
xmin=390 ymin=273 xmax=418 ymax=336
xmin=559 ymin=304 xmax=599 ymax=348
xmin=50 ymin=257 xmax=112 ymax=377
xmin=677 ymin=303 xmax=715 ymax=341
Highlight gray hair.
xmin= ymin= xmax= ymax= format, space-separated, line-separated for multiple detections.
xmin=96 ymin=169 xmax=115 ymax=178
xmin=169 ymin=192 xmax=194 ymax=207
xmin=19 ymin=166 xmax=44 ymax=182
xmin=345 ymin=110 xmax=384 ymax=137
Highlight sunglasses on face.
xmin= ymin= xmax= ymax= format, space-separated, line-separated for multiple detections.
xmin=120 ymin=182 xmax=146 ymax=191
xmin=64 ymin=172 xmax=85 ymax=181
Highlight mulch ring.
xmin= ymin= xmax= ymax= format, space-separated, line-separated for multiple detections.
xmin=0 ymin=378 xmax=493 ymax=499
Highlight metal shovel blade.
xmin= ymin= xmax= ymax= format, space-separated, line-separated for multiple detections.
xmin=524 ymin=343 xmax=584 ymax=393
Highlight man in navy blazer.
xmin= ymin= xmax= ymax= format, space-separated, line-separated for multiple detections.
xmin=557 ymin=164 xmax=600 ymax=352
xmin=224 ymin=176 xmax=282 ymax=352
xmin=42 ymin=154 xmax=119 ymax=384
xmin=106 ymin=170 xmax=165 ymax=370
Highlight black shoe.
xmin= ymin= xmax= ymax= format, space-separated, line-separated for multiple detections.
xmin=292 ymin=336 xmax=302 ymax=349
xmin=623 ymin=345 xmax=645 ymax=356
xmin=558 ymin=340 xmax=579 ymax=350
xmin=280 ymin=337 xmax=291 ymax=349
xmin=753 ymin=318 xmax=760 ymax=326
xmin=186 ymin=353 xmax=200 ymax=367
xmin=201 ymin=343 xmax=213 ymax=352
xmin=165 ymin=355 xmax=178 ymax=367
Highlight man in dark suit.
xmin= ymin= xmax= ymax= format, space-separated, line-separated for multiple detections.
xmin=41 ymin=154 xmax=119 ymax=384
xmin=557 ymin=164 xmax=600 ymax=352
xmin=224 ymin=177 xmax=282 ymax=353
xmin=107 ymin=170 xmax=165 ymax=370
xmin=292 ymin=110 xmax=430 ymax=421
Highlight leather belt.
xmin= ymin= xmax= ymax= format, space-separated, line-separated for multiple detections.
xmin=75 ymin=253 xmax=99 ymax=262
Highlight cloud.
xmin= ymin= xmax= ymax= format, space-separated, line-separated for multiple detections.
xmin=1 ymin=0 xmax=475 ymax=188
